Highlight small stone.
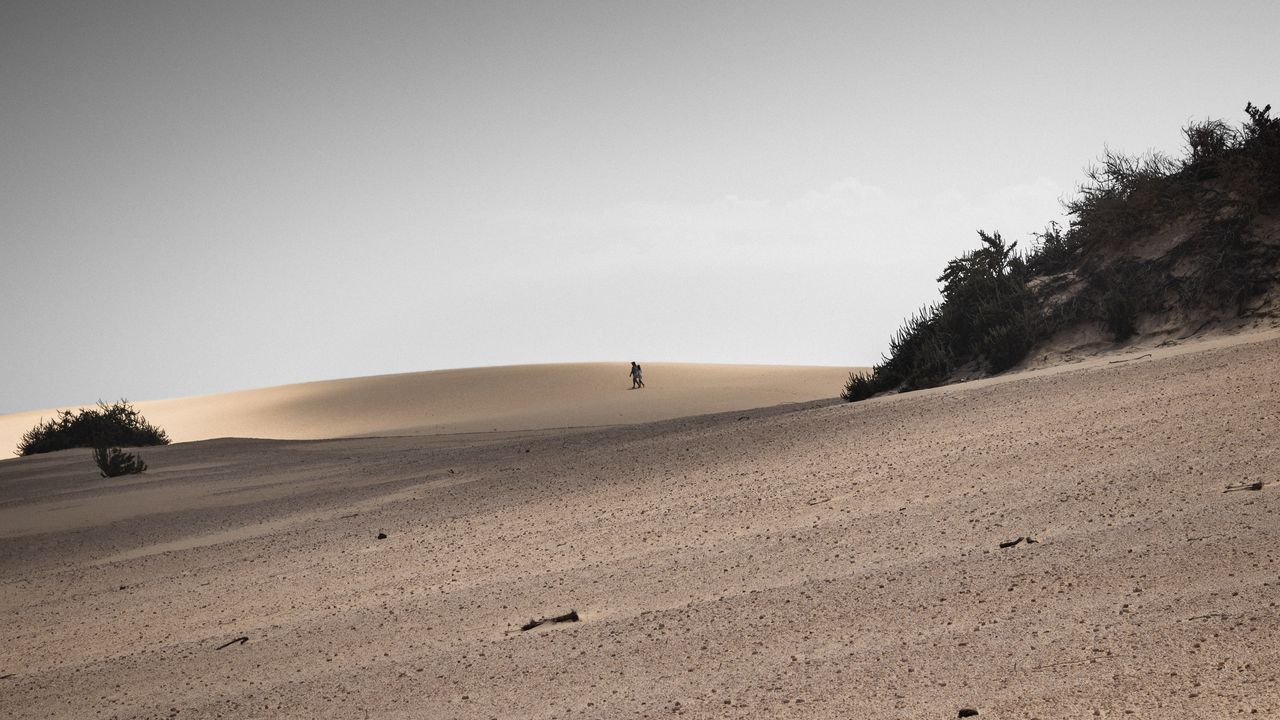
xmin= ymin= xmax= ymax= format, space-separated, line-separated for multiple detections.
xmin=377 ymin=532 xmax=388 ymax=540
xmin=959 ymin=709 xmax=979 ymax=718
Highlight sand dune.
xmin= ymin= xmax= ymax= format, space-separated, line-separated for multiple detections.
xmin=0 ymin=362 xmax=859 ymax=452
xmin=2 ymin=330 xmax=1279 ymax=718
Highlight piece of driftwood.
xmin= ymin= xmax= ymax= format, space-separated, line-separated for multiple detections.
xmin=216 ymin=636 xmax=249 ymax=650
xmin=520 ymin=610 xmax=580 ymax=631
xmin=999 ymin=537 xmax=1025 ymax=548
xmin=1030 ymin=655 xmax=1121 ymax=671
xmin=1224 ymin=481 xmax=1264 ymax=493
xmin=1188 ymin=613 xmax=1227 ymax=621
xmin=1108 ymin=353 xmax=1152 ymax=364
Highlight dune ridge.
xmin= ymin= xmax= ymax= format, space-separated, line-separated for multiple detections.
xmin=0 ymin=362 xmax=859 ymax=452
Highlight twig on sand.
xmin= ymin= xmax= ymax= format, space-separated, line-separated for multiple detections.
xmin=1223 ymin=481 xmax=1265 ymax=493
xmin=520 ymin=610 xmax=580 ymax=632
xmin=1188 ymin=613 xmax=1227 ymax=621
xmin=1030 ymin=655 xmax=1121 ymax=672
xmin=1108 ymin=353 xmax=1152 ymax=364
xmin=999 ymin=537 xmax=1025 ymax=548
xmin=0 ymin=673 xmax=14 ymax=680
xmin=216 ymin=636 xmax=249 ymax=650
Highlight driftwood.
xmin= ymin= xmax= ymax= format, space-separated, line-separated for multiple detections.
xmin=520 ymin=610 xmax=580 ymax=632
xmin=1030 ymin=654 xmax=1121 ymax=671
xmin=216 ymin=636 xmax=249 ymax=650
xmin=1224 ymin=481 xmax=1264 ymax=493
xmin=1188 ymin=613 xmax=1227 ymax=621
xmin=1108 ymin=353 xmax=1152 ymax=364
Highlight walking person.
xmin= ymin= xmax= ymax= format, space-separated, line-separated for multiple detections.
xmin=629 ymin=361 xmax=645 ymax=389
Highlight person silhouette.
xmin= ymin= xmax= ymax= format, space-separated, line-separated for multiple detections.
xmin=629 ymin=362 xmax=645 ymax=389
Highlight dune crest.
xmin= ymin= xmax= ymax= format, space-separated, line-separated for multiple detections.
xmin=0 ymin=362 xmax=859 ymax=450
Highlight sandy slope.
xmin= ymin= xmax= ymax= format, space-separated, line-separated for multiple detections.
xmin=2 ymin=332 xmax=1279 ymax=719
xmin=0 ymin=362 xmax=858 ymax=452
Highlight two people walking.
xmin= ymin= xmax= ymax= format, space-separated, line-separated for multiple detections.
xmin=629 ymin=362 xmax=645 ymax=389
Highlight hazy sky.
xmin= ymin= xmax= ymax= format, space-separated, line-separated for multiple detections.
xmin=3 ymin=0 xmax=1277 ymax=413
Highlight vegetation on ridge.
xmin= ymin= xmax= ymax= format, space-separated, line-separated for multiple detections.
xmin=17 ymin=400 xmax=170 ymax=456
xmin=845 ymin=102 xmax=1280 ymax=401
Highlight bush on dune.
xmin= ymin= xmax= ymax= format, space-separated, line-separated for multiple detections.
xmin=92 ymin=446 xmax=148 ymax=477
xmin=844 ymin=231 xmax=1038 ymax=400
xmin=17 ymin=400 xmax=170 ymax=456
xmin=846 ymin=102 xmax=1280 ymax=402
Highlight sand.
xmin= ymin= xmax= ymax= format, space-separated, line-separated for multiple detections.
xmin=0 ymin=362 xmax=858 ymax=452
xmin=2 ymin=334 xmax=1279 ymax=718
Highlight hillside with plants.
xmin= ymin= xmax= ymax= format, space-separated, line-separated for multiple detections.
xmin=845 ymin=102 xmax=1280 ymax=401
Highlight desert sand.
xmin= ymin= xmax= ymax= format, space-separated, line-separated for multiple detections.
xmin=2 ymin=334 xmax=1279 ymax=719
xmin=0 ymin=363 xmax=857 ymax=452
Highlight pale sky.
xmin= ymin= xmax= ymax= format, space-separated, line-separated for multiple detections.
xmin=2 ymin=0 xmax=1277 ymax=413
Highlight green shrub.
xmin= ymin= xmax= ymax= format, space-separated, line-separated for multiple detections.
xmin=92 ymin=446 xmax=148 ymax=478
xmin=841 ymin=371 xmax=877 ymax=402
xmin=1100 ymin=286 xmax=1137 ymax=341
xmin=844 ymin=102 xmax=1278 ymax=402
xmin=981 ymin=311 xmax=1038 ymax=373
xmin=848 ymin=231 xmax=1039 ymax=398
xmin=1026 ymin=222 xmax=1079 ymax=276
xmin=17 ymin=400 xmax=170 ymax=456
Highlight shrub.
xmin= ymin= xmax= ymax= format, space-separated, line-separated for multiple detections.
xmin=845 ymin=102 xmax=1279 ymax=402
xmin=93 ymin=446 xmax=148 ymax=478
xmin=1026 ymin=221 xmax=1079 ymax=276
xmin=981 ymin=310 xmax=1038 ymax=373
xmin=848 ymin=231 xmax=1039 ymax=398
xmin=1100 ymin=285 xmax=1138 ymax=341
xmin=17 ymin=400 xmax=170 ymax=456
xmin=841 ymin=371 xmax=877 ymax=402
xmin=1064 ymin=148 xmax=1183 ymax=252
